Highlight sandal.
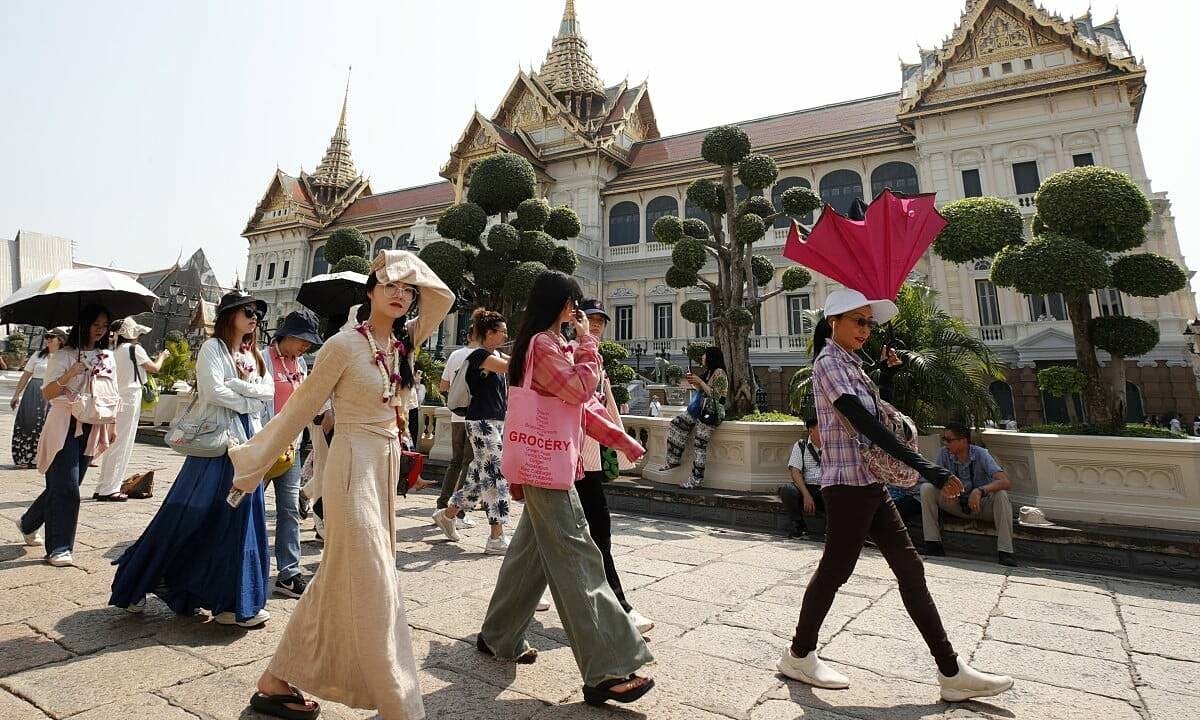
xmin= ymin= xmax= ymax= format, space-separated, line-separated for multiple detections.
xmin=249 ymin=688 xmax=320 ymax=720
xmin=583 ymin=674 xmax=656 ymax=706
xmin=92 ymin=492 xmax=128 ymax=502
xmin=476 ymin=634 xmax=538 ymax=664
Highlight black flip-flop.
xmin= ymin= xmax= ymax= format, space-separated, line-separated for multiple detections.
xmin=92 ymin=493 xmax=128 ymax=502
xmin=249 ymin=689 xmax=320 ymax=720
xmin=583 ymin=675 xmax=656 ymax=706
xmin=476 ymin=634 xmax=538 ymax=664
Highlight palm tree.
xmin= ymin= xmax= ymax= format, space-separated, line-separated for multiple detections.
xmin=788 ymin=284 xmax=1007 ymax=428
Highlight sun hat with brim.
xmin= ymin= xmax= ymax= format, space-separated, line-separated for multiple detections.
xmin=215 ymin=291 xmax=267 ymax=319
xmin=114 ymin=318 xmax=153 ymax=340
xmin=273 ymin=309 xmax=323 ymax=348
xmin=823 ymin=288 xmax=898 ymax=325
xmin=46 ymin=326 xmax=69 ymax=340
xmin=579 ymin=298 xmax=611 ymax=323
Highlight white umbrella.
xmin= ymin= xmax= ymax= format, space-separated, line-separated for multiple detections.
xmin=0 ymin=267 xmax=158 ymax=327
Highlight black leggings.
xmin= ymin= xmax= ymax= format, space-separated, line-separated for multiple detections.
xmin=574 ymin=471 xmax=632 ymax=612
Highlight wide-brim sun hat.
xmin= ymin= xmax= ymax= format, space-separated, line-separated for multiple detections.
xmin=46 ymin=326 xmax=69 ymax=341
xmin=274 ymin=309 xmax=323 ymax=348
xmin=215 ymin=291 xmax=267 ymax=319
xmin=823 ymin=288 xmax=898 ymax=325
xmin=114 ymin=318 xmax=153 ymax=340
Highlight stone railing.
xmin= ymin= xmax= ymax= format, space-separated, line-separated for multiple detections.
xmin=623 ymin=415 xmax=806 ymax=492
xmin=965 ymin=429 xmax=1200 ymax=533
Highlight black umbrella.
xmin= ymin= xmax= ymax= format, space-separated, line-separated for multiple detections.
xmin=0 ymin=267 xmax=157 ymax=327
xmin=297 ymin=270 xmax=367 ymax=319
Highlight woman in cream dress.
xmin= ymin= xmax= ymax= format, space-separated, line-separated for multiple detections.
xmin=229 ymin=250 xmax=453 ymax=720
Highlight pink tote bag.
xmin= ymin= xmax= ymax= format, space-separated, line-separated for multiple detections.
xmin=501 ymin=336 xmax=584 ymax=491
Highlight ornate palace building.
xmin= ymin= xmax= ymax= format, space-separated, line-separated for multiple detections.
xmin=241 ymin=0 xmax=1198 ymax=423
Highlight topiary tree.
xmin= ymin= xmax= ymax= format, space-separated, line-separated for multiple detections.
xmin=421 ymin=153 xmax=582 ymax=314
xmin=598 ymin=340 xmax=635 ymax=406
xmin=6 ymin=332 xmax=27 ymax=357
xmin=936 ymin=165 xmax=1187 ymax=433
xmin=324 ymin=227 xmax=369 ymax=266
xmin=652 ymin=125 xmax=822 ymax=417
xmin=1037 ymin=365 xmax=1088 ymax=424
xmin=332 ymin=255 xmax=372 ymax=275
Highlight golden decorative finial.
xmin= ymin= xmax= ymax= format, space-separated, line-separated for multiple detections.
xmin=540 ymin=0 xmax=605 ymax=103
xmin=339 ymin=66 xmax=351 ymax=128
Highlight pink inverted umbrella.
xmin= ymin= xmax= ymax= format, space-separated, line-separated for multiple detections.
xmin=784 ymin=189 xmax=946 ymax=300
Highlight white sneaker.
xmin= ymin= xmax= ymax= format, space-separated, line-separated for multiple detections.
xmin=46 ymin=551 xmax=74 ymax=567
xmin=313 ymin=515 xmax=325 ymax=543
xmin=456 ymin=514 xmax=477 ymax=529
xmin=777 ymin=647 xmax=850 ymax=689
xmin=432 ymin=509 xmax=460 ymax=542
xmin=628 ymin=609 xmax=655 ymax=634
xmin=484 ymin=534 xmax=509 ymax=555
xmin=13 ymin=517 xmax=42 ymax=547
xmin=536 ymin=591 xmax=552 ymax=611
xmin=125 ymin=598 xmax=146 ymax=614
xmin=938 ymin=658 xmax=1014 ymax=702
xmin=213 ymin=609 xmax=271 ymax=628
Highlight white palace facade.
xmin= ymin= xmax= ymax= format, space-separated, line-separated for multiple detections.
xmin=241 ymin=0 xmax=1198 ymax=423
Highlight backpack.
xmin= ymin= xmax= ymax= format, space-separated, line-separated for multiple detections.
xmin=445 ymin=352 xmax=473 ymax=415
xmin=70 ymin=351 xmax=123 ymax=424
xmin=131 ymin=345 xmax=159 ymax=406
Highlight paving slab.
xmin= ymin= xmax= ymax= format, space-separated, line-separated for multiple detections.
xmin=940 ymin=678 xmax=1143 ymax=720
xmin=994 ymin=595 xmax=1122 ymax=633
xmin=983 ymin=615 xmax=1127 ymax=660
xmin=970 ymin=639 xmax=1136 ymax=701
xmin=767 ymin=666 xmax=947 ymax=720
xmin=69 ymin=692 xmax=202 ymax=720
xmin=0 ymin=623 xmax=73 ymax=676
xmin=0 ymin=689 xmax=47 ymax=720
xmin=1133 ymin=652 xmax=1200 ymax=697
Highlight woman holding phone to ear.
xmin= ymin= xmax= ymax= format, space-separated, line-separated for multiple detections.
xmin=776 ymin=288 xmax=1013 ymax=704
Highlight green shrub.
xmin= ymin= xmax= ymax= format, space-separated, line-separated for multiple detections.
xmin=6 ymin=332 xmax=27 ymax=356
xmin=992 ymin=233 xmax=1110 ymax=295
xmin=324 ymin=227 xmax=368 ymax=265
xmin=1021 ymin=423 xmax=1183 ymax=439
xmin=682 ymin=218 xmax=711 ymax=240
xmin=739 ymin=196 xmax=774 ymax=220
xmin=332 ymin=255 xmax=372 ymax=275
xmin=653 ymin=215 xmax=684 ymax=244
xmin=735 ymin=213 xmax=766 ymax=244
xmin=610 ymin=363 xmax=635 ymax=385
xmin=685 ymin=341 xmax=713 ymax=364
xmin=503 ymin=261 xmax=547 ymax=302
xmin=737 ymin=153 xmax=779 ymax=190
xmin=597 ymin=340 xmax=630 ymax=363
xmin=418 ymin=242 xmax=467 ymax=292
xmin=165 ymin=330 xmax=185 ymax=344
xmin=781 ymin=266 xmax=812 ymax=291
xmin=544 ymin=205 xmax=582 ymax=240
xmin=1036 ymin=366 xmax=1087 ymax=398
xmin=781 ymin=186 xmax=821 ymax=218
xmin=435 ymin=203 xmax=488 ymax=244
xmin=611 ymin=384 xmax=630 ymax=406
xmin=158 ymin=337 xmax=194 ymax=391
xmin=739 ymin=412 xmax=801 ymax=423
xmin=686 ymin=178 xmax=725 ymax=213
xmin=467 ymin=153 xmax=537 ymax=216
xmin=471 ymin=248 xmax=513 ymax=295
xmin=671 ymin=238 xmax=706 ymax=273
xmin=751 ymin=254 xmax=774 ymax=287
xmin=728 ymin=306 xmax=754 ymax=327
xmin=665 ymin=265 xmax=698 ymax=289
xmin=680 ymin=299 xmax=709 ymax=324
xmin=1036 ymin=166 xmax=1151 ymax=252
xmin=664 ymin=363 xmax=684 ymax=385
xmin=1111 ymin=253 xmax=1188 ymax=297
xmin=701 ymin=125 xmax=752 ymax=166
xmin=516 ymin=231 xmax=555 ymax=263
xmin=513 ymin=198 xmax=551 ymax=231
xmin=935 ymin=197 xmax=1024 ymax=263
xmin=548 ymin=245 xmax=579 ymax=274
xmin=1090 ymin=315 xmax=1159 ymax=358
xmin=486 ymin=223 xmax=520 ymax=255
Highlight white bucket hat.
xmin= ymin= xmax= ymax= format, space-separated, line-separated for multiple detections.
xmin=114 ymin=318 xmax=152 ymax=340
xmin=823 ymin=288 xmax=898 ymax=325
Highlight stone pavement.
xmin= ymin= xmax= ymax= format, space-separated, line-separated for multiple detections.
xmin=0 ymin=408 xmax=1197 ymax=719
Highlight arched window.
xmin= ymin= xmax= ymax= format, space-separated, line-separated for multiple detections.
xmin=989 ymin=380 xmax=1015 ymax=422
xmin=772 ymin=177 xmax=813 ymax=228
xmin=1125 ymin=382 xmax=1144 ymax=424
xmin=608 ymin=201 xmax=640 ymax=246
xmin=645 ymin=196 xmax=679 ymax=244
xmin=312 ymin=246 xmax=329 ymax=276
xmin=735 ymin=185 xmax=749 ymax=204
xmin=373 ymin=237 xmax=392 ymax=255
xmin=870 ymin=161 xmax=920 ymax=197
xmin=819 ymin=170 xmax=864 ymax=214
xmin=396 ymin=233 xmax=412 ymax=251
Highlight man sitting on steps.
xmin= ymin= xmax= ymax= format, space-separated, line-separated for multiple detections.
xmin=778 ymin=416 xmax=822 ymax=539
xmin=920 ymin=421 xmax=1017 ymax=567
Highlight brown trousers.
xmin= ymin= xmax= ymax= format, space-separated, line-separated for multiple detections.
xmin=791 ymin=483 xmax=955 ymax=661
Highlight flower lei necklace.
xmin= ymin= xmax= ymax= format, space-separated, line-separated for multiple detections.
xmin=234 ymin=343 xmax=257 ymax=379
xmin=356 ymin=322 xmax=409 ymax=405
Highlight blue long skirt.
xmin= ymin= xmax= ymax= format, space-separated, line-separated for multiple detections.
xmin=109 ymin=415 xmax=269 ymax=622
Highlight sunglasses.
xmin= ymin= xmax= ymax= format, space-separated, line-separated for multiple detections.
xmin=241 ymin=306 xmax=263 ymax=321
xmin=846 ymin=316 xmax=879 ymax=330
xmin=941 ymin=435 xmax=964 ymax=444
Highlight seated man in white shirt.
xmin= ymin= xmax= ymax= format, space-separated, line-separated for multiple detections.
xmin=777 ymin=416 xmax=822 ymax=538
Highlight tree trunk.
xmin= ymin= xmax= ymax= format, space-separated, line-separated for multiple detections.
xmin=1108 ymin=355 xmax=1128 ymax=433
xmin=1065 ymin=295 xmax=1114 ymax=429
xmin=714 ymin=320 xmax=755 ymax=417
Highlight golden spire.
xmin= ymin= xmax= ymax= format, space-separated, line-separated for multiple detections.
xmin=539 ymin=0 xmax=605 ymax=104
xmin=311 ymin=67 xmax=358 ymax=191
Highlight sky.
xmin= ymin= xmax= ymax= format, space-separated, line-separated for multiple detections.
xmin=1 ymin=0 xmax=1197 ymax=301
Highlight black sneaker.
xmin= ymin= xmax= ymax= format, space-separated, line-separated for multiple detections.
xmin=274 ymin=574 xmax=309 ymax=598
xmin=922 ymin=541 xmax=946 ymax=557
xmin=998 ymin=551 xmax=1019 ymax=568
xmin=787 ymin=524 xmax=808 ymax=539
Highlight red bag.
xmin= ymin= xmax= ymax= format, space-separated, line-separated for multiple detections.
xmin=396 ymin=450 xmax=425 ymax=496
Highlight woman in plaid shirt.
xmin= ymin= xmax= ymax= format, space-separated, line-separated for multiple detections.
xmin=776 ymin=289 xmax=1014 ymax=704
xmin=475 ymin=271 xmax=655 ymax=707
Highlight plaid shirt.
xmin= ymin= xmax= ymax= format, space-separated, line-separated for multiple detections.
xmin=812 ymin=340 xmax=881 ymax=487
xmin=527 ymin=333 xmax=645 ymax=479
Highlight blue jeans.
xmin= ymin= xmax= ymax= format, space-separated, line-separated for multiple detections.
xmin=21 ymin=418 xmax=92 ymax=556
xmin=272 ymin=446 xmax=306 ymax=582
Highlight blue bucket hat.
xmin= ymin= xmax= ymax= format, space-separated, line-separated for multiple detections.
xmin=273 ymin=309 xmax=322 ymax=348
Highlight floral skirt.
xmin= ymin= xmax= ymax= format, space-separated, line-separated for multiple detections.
xmin=12 ymin=379 xmax=45 ymax=468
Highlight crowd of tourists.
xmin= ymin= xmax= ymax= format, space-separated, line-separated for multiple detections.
xmin=6 ymin=250 xmax=1016 ymax=718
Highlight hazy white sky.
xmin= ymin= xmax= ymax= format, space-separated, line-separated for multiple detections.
xmin=1 ymin=0 xmax=1197 ymax=300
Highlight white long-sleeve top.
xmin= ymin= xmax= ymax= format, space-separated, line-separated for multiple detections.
xmin=194 ymin=337 xmax=274 ymax=444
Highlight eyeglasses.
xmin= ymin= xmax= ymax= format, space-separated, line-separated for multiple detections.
xmin=941 ymin=435 xmax=963 ymax=444
xmin=847 ymin=316 xmax=878 ymax=330
xmin=380 ymin=283 xmax=418 ymax=300
xmin=241 ymin=306 xmax=262 ymax=321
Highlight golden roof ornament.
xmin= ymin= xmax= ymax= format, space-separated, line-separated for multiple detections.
xmin=311 ymin=69 xmax=359 ymax=190
xmin=539 ymin=0 xmax=605 ymax=100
